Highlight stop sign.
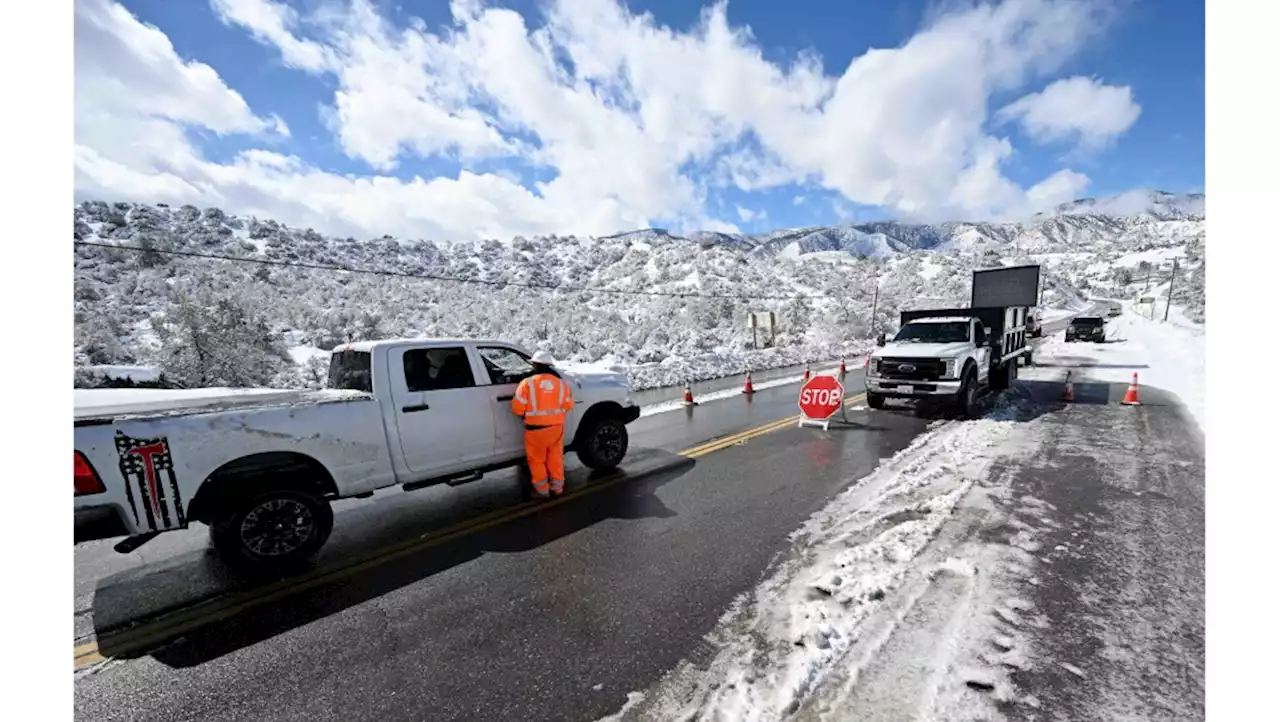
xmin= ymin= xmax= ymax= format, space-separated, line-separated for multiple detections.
xmin=798 ymin=374 xmax=845 ymax=420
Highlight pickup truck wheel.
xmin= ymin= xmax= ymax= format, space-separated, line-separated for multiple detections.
xmin=956 ymin=373 xmax=979 ymax=419
xmin=866 ymin=392 xmax=885 ymax=410
xmin=210 ymin=488 xmax=333 ymax=570
xmin=576 ymin=416 xmax=629 ymax=470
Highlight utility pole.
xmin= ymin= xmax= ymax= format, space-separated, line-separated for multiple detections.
xmin=1164 ymin=257 xmax=1179 ymax=322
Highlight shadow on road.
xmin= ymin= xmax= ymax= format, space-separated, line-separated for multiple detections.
xmin=90 ymin=449 xmax=694 ymax=668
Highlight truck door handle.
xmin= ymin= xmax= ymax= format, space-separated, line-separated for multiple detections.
xmin=496 ymin=395 xmax=514 ymax=402
xmin=401 ymin=404 xmax=430 ymax=413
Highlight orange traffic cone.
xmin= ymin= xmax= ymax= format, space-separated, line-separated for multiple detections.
xmin=1121 ymin=372 xmax=1141 ymax=406
xmin=838 ymin=359 xmax=847 ymax=376
xmin=743 ymin=371 xmax=755 ymax=395
xmin=683 ymin=381 xmax=696 ymax=406
xmin=802 ymin=362 xmax=811 ymax=382
xmin=1061 ymin=370 xmax=1075 ymax=403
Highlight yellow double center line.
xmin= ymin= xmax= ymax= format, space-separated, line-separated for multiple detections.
xmin=74 ymin=391 xmax=867 ymax=670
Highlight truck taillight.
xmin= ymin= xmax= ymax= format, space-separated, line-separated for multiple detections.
xmin=74 ymin=452 xmax=105 ymax=496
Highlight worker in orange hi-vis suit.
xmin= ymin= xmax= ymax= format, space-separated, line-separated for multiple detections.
xmin=511 ymin=351 xmax=576 ymax=499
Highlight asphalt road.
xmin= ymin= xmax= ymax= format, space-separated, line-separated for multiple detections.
xmin=75 ymin=372 xmax=940 ymax=722
xmin=999 ymin=385 xmax=1205 ymax=721
xmin=73 ymin=321 xmax=1085 ymax=722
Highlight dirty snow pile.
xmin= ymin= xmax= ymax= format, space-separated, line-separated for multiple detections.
xmin=73 ymin=191 xmax=1200 ymax=391
xmin=1030 ymin=304 xmax=1205 ymax=435
xmin=602 ymin=415 xmax=1042 ymax=721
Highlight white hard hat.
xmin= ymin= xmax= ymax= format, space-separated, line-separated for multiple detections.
xmin=530 ymin=350 xmax=556 ymax=366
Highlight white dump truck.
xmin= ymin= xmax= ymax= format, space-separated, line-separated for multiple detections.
xmin=865 ymin=265 xmax=1039 ymax=417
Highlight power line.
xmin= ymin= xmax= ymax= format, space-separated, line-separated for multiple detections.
xmin=73 ymin=239 xmax=843 ymax=301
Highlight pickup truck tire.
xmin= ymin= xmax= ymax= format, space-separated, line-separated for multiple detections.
xmin=210 ymin=488 xmax=334 ymax=570
xmin=955 ymin=372 xmax=979 ymax=419
xmin=866 ymin=392 xmax=885 ymax=410
xmin=575 ymin=415 xmax=629 ymax=470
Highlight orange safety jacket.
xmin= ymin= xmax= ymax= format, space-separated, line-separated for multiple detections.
xmin=512 ymin=372 xmax=575 ymax=427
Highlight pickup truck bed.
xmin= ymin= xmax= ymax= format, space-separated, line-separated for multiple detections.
xmin=74 ymin=388 xmax=372 ymax=425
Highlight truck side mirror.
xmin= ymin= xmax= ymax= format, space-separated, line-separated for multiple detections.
xmin=875 ymin=332 xmax=886 ymax=347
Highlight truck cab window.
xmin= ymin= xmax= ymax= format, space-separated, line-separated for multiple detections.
xmin=478 ymin=347 xmax=534 ymax=385
xmin=404 ymin=347 xmax=476 ymax=392
xmin=328 ymin=350 xmax=373 ymax=393
xmin=894 ymin=322 xmax=970 ymax=343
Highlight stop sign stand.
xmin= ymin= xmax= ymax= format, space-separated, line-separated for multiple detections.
xmin=797 ymin=374 xmax=849 ymax=431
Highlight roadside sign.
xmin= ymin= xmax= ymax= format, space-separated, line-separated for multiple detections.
xmin=798 ymin=375 xmax=845 ymax=429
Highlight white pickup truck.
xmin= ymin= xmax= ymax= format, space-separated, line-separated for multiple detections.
xmin=74 ymin=339 xmax=642 ymax=568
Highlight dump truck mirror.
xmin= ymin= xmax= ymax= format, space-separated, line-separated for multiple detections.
xmin=875 ymin=332 xmax=886 ymax=347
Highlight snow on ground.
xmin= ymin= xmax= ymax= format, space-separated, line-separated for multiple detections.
xmin=1027 ymin=305 xmax=1204 ymax=435
xmin=286 ymin=344 xmax=331 ymax=366
xmin=77 ymin=365 xmax=163 ymax=384
xmin=605 ymin=414 xmax=1036 ymax=721
xmin=624 ymin=342 xmax=875 ymax=392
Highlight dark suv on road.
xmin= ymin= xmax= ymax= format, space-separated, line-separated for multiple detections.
xmin=1065 ymin=316 xmax=1106 ymax=343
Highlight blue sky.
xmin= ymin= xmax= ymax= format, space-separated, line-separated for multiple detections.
xmin=75 ymin=0 xmax=1205 ymax=240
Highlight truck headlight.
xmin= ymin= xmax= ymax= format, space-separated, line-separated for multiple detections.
xmin=942 ymin=359 xmax=955 ymax=378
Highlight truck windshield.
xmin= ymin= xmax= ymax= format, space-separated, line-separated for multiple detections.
xmin=328 ymin=350 xmax=373 ymax=392
xmin=1072 ymin=317 xmax=1105 ymax=328
xmin=893 ymin=322 xmax=970 ymax=343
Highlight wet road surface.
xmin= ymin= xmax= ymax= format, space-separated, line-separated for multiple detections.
xmin=73 ymin=320 xmax=1084 ymax=721
xmin=999 ymin=381 xmax=1205 ymax=721
xmin=75 ymin=380 xmax=933 ymax=722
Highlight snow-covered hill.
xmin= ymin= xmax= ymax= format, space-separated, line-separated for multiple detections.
xmin=72 ymin=192 xmax=1204 ymax=391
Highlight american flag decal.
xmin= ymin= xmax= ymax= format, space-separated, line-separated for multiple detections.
xmin=114 ymin=432 xmax=186 ymax=531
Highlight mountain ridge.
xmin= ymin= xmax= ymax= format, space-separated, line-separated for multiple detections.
xmin=72 ymin=190 xmax=1204 ymax=391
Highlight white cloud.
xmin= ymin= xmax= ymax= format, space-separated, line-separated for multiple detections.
xmin=76 ymin=0 xmax=287 ymax=137
xmin=996 ymin=75 xmax=1142 ymax=150
xmin=75 ymin=0 xmax=1126 ymax=241
xmin=736 ymin=205 xmax=766 ymax=222
xmin=209 ymin=0 xmax=334 ymax=73
xmin=793 ymin=195 xmax=807 ymax=205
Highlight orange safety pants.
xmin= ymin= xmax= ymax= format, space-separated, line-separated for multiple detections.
xmin=524 ymin=424 xmax=566 ymax=496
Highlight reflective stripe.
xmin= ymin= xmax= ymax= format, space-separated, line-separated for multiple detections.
xmin=528 ymin=381 xmax=540 ymax=413
xmin=526 ymin=409 xmax=562 ymax=417
xmin=557 ymin=381 xmax=567 ymax=408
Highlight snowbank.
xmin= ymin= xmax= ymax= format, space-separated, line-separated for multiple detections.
xmin=1030 ymin=305 xmax=1204 ymax=434
xmin=623 ymin=340 xmax=875 ymax=391
xmin=77 ymin=365 xmax=163 ymax=384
